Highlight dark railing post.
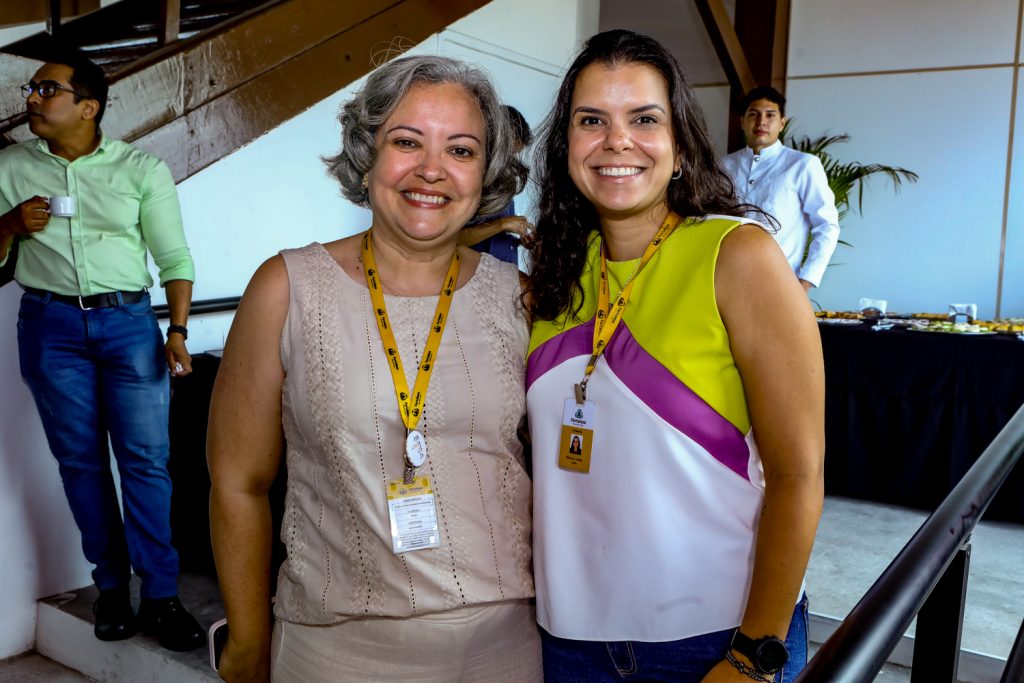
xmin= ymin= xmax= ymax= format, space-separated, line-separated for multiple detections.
xmin=910 ymin=542 xmax=970 ymax=683
xmin=47 ymin=0 xmax=62 ymax=36
xmin=796 ymin=403 xmax=1024 ymax=682
xmin=159 ymin=0 xmax=182 ymax=46
xmin=1000 ymin=617 xmax=1024 ymax=683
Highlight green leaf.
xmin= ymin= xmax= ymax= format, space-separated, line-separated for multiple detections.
xmin=783 ymin=120 xmax=919 ymax=255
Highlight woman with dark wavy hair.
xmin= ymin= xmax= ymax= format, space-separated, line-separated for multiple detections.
xmin=525 ymin=30 xmax=824 ymax=682
xmin=209 ymin=54 xmax=539 ymax=683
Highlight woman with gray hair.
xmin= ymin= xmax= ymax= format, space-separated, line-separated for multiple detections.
xmin=208 ymin=54 xmax=539 ymax=683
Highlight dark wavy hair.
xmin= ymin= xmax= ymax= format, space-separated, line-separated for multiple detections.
xmin=527 ymin=29 xmax=750 ymax=321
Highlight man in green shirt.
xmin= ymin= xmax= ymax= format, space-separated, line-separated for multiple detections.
xmin=0 ymin=48 xmax=204 ymax=652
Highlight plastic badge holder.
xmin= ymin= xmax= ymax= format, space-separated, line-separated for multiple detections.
xmin=209 ymin=618 xmax=227 ymax=671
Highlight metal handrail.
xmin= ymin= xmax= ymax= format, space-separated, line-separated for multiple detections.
xmin=1001 ymin=619 xmax=1024 ymax=683
xmin=797 ymin=402 xmax=1024 ymax=682
xmin=153 ymin=295 xmax=240 ymax=319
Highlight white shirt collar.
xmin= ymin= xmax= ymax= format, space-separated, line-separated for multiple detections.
xmin=745 ymin=139 xmax=784 ymax=159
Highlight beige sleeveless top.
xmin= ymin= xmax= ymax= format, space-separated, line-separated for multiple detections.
xmin=273 ymin=243 xmax=533 ymax=624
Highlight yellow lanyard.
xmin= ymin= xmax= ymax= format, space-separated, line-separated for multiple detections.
xmin=576 ymin=212 xmax=680 ymax=402
xmin=362 ymin=232 xmax=460 ymax=436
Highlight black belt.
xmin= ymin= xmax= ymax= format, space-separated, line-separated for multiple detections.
xmin=25 ymin=287 xmax=146 ymax=309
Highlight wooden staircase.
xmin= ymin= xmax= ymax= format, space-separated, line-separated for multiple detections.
xmin=0 ymin=0 xmax=489 ymax=182
xmin=3 ymin=0 xmax=278 ymax=74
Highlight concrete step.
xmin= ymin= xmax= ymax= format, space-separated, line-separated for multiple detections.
xmin=0 ymin=651 xmax=95 ymax=682
xmin=35 ymin=574 xmax=222 ymax=683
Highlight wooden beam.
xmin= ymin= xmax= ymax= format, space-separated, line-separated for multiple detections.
xmin=770 ymin=0 xmax=791 ymax=92
xmin=134 ymin=0 xmax=489 ymax=181
xmin=158 ymin=0 xmax=181 ymax=47
xmin=132 ymin=0 xmax=488 ymax=181
xmin=693 ymin=0 xmax=755 ymax=95
xmin=734 ymin=0 xmax=790 ymax=91
xmin=723 ymin=0 xmax=792 ymax=151
xmin=3 ymin=0 xmax=489 ymax=178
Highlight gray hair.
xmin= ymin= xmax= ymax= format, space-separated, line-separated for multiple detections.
xmin=326 ymin=55 xmax=528 ymax=217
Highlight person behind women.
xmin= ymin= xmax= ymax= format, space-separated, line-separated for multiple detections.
xmin=208 ymin=54 xmax=538 ymax=683
xmin=460 ymin=104 xmax=534 ymax=264
xmin=525 ymin=30 xmax=824 ymax=682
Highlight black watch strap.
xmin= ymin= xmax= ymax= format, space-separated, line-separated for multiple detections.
xmin=166 ymin=323 xmax=188 ymax=340
xmin=730 ymin=629 xmax=789 ymax=674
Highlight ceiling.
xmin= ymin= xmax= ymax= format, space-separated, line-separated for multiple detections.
xmin=599 ymin=0 xmax=736 ymax=86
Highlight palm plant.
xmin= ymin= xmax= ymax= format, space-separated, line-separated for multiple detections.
xmin=784 ymin=129 xmax=919 ymax=224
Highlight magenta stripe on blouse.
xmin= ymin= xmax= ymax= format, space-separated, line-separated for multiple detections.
xmin=527 ymin=320 xmax=751 ymax=479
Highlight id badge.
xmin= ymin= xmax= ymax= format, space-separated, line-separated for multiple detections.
xmin=559 ymin=398 xmax=596 ymax=473
xmin=386 ymin=475 xmax=441 ymax=554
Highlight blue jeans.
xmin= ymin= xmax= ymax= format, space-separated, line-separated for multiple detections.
xmin=542 ymin=594 xmax=809 ymax=682
xmin=18 ymin=290 xmax=179 ymax=599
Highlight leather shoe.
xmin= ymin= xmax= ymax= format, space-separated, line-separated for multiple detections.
xmin=93 ymin=586 xmax=136 ymax=641
xmin=138 ymin=596 xmax=206 ymax=652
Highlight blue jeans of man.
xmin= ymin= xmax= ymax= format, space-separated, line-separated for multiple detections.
xmin=18 ymin=290 xmax=179 ymax=599
xmin=541 ymin=594 xmax=809 ymax=682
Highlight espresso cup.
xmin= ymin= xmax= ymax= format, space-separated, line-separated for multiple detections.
xmin=48 ymin=196 xmax=76 ymax=218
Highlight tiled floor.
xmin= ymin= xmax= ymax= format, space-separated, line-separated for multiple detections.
xmin=806 ymin=496 xmax=1024 ymax=662
xmin=2 ymin=496 xmax=1020 ymax=682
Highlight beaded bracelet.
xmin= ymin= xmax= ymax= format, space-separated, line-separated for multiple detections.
xmin=166 ymin=323 xmax=188 ymax=340
xmin=725 ymin=650 xmax=772 ymax=682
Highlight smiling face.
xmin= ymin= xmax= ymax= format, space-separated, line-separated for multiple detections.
xmin=366 ymin=81 xmax=486 ymax=248
xmin=567 ymin=62 xmax=680 ymax=228
xmin=25 ymin=63 xmax=97 ymax=141
xmin=741 ymin=97 xmax=786 ymax=153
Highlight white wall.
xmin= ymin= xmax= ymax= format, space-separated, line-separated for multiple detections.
xmin=0 ymin=287 xmax=93 ymax=658
xmin=785 ymin=0 xmax=1021 ymax=318
xmin=0 ymin=23 xmax=43 ymax=46
xmin=0 ymin=0 xmax=598 ymax=659
xmin=601 ymin=0 xmax=1023 ymax=319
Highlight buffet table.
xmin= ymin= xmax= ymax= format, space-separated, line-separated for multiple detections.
xmin=819 ymin=321 xmax=1024 ymax=523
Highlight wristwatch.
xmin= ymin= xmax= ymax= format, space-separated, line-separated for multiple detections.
xmin=730 ymin=629 xmax=789 ymax=674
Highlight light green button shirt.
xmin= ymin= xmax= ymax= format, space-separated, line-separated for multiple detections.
xmin=0 ymin=133 xmax=194 ymax=296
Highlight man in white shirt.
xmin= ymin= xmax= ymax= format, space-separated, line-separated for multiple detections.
xmin=723 ymin=87 xmax=840 ymax=292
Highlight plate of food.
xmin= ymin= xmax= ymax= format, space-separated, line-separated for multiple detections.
xmin=910 ymin=321 xmax=995 ymax=335
xmin=874 ymin=318 xmax=926 ymax=328
xmin=815 ymin=310 xmax=864 ymax=321
xmin=976 ymin=319 xmax=1024 ymax=334
xmin=817 ymin=317 xmax=864 ymax=325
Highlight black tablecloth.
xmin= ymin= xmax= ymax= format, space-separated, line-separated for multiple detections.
xmin=819 ymin=322 xmax=1024 ymax=523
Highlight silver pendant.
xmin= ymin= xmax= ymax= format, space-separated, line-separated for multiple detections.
xmin=405 ymin=429 xmax=428 ymax=468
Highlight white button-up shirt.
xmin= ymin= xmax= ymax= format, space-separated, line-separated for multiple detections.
xmin=722 ymin=140 xmax=840 ymax=288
